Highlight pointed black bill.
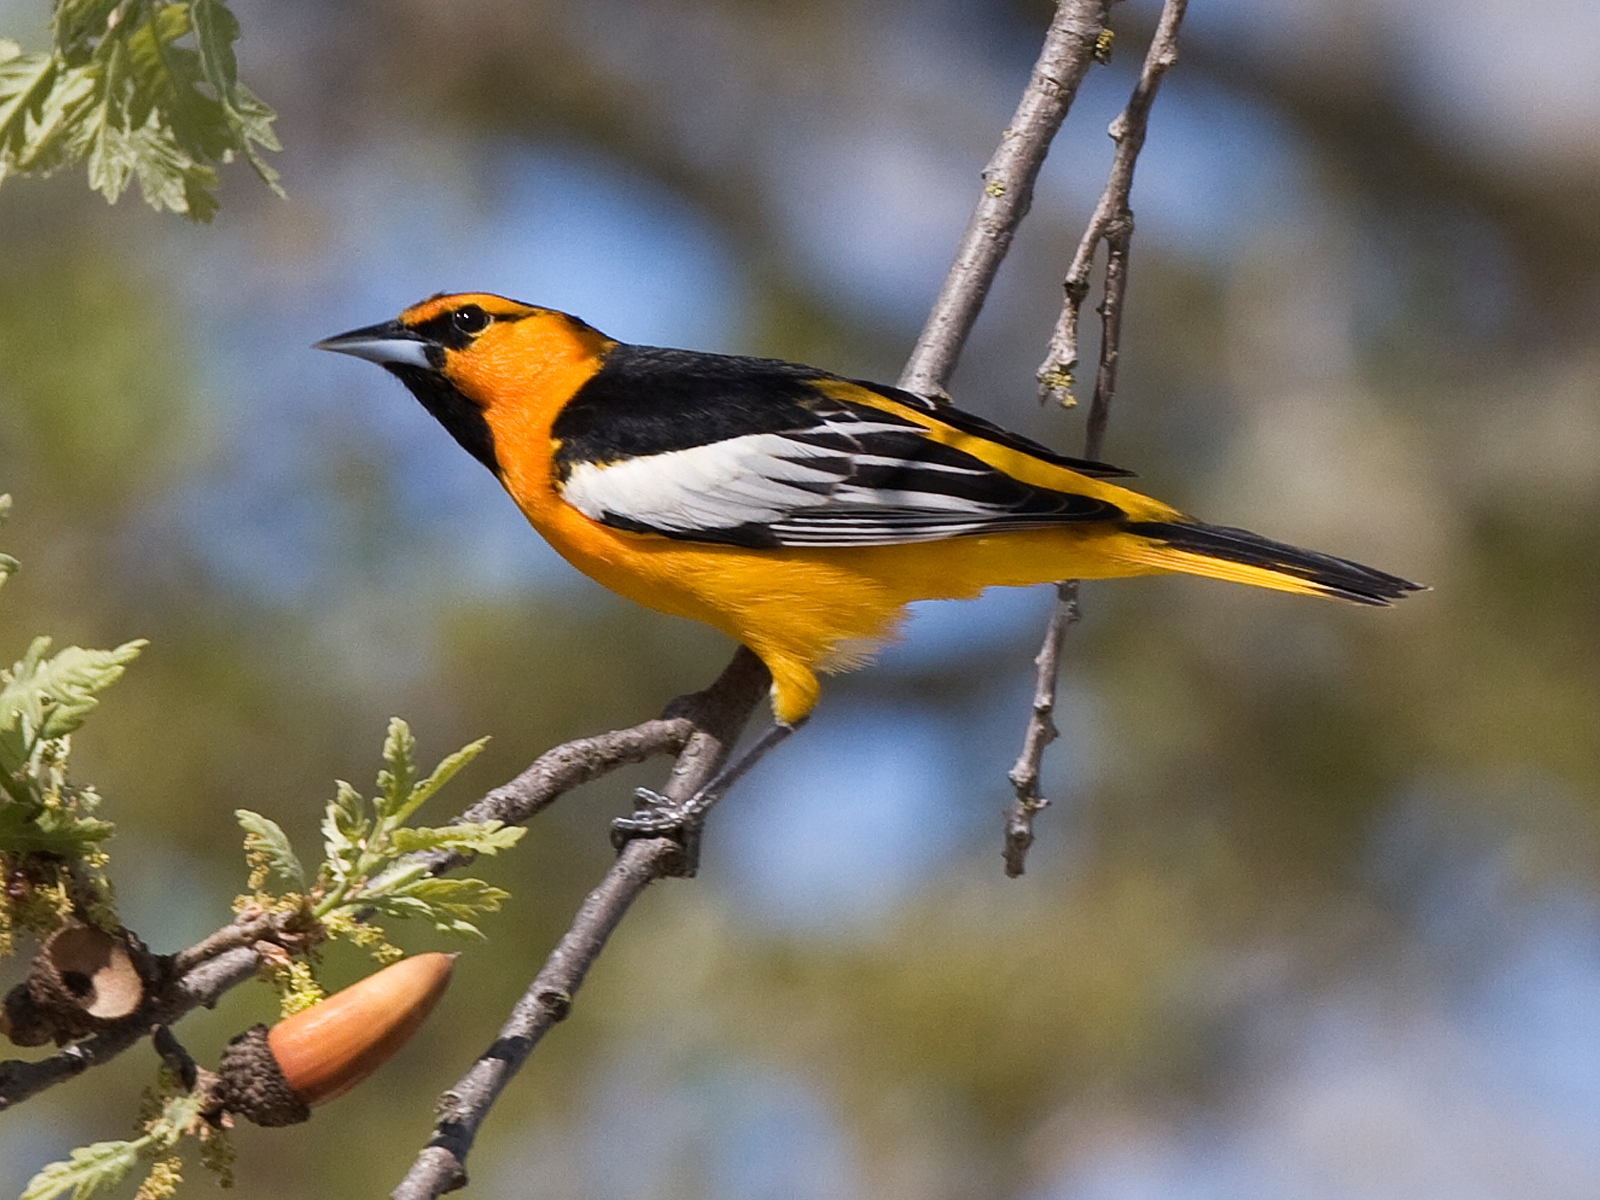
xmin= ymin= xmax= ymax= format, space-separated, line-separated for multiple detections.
xmin=314 ymin=320 xmax=437 ymax=369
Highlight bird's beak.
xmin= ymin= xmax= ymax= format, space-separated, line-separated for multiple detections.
xmin=314 ymin=320 xmax=437 ymax=370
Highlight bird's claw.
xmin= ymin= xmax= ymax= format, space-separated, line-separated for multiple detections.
xmin=609 ymin=787 xmax=707 ymax=874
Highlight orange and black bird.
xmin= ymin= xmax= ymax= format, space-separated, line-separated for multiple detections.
xmin=317 ymin=292 xmax=1421 ymax=735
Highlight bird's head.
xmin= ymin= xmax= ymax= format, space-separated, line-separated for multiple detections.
xmin=316 ymin=292 xmax=615 ymax=475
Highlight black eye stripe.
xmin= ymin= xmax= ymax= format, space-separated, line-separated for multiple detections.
xmin=412 ymin=305 xmax=493 ymax=350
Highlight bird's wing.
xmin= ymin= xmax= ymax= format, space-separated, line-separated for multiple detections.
xmin=552 ymin=349 xmax=1126 ymax=549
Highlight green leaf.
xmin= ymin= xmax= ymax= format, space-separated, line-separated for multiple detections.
xmin=81 ymin=39 xmax=132 ymax=203
xmin=358 ymin=874 xmax=510 ymax=938
xmin=7 ymin=60 xmax=98 ymax=176
xmin=390 ymin=736 xmax=489 ymax=827
xmin=0 ymin=637 xmax=145 ymax=755
xmin=0 ymin=49 xmax=60 ymax=157
xmin=4 ymin=0 xmax=281 ymax=218
xmin=375 ymin=717 xmax=418 ymax=820
xmin=144 ymin=1089 xmax=204 ymax=1148
xmin=189 ymin=0 xmax=282 ymax=193
xmin=21 ymin=1137 xmax=140 ymax=1200
xmin=127 ymin=104 xmax=216 ymax=219
xmin=236 ymin=808 xmax=306 ymax=890
xmin=52 ymin=0 xmax=122 ymax=54
xmin=389 ymin=820 xmax=525 ymax=857
xmin=229 ymin=81 xmax=282 ymax=190
xmin=0 ymin=796 xmax=114 ymax=855
xmin=320 ymin=779 xmax=367 ymax=882
xmin=189 ymin=0 xmax=240 ymax=92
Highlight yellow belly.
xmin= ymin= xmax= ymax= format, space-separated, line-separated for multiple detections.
xmin=530 ymin=501 xmax=1163 ymax=723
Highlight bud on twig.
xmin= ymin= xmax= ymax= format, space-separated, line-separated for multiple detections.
xmin=215 ymin=952 xmax=455 ymax=1126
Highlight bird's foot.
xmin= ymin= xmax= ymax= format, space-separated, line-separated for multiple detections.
xmin=610 ymin=787 xmax=712 ymax=875
xmin=607 ymin=720 xmax=802 ymax=875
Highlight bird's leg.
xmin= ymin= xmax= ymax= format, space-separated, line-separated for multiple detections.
xmin=610 ymin=719 xmax=803 ymax=858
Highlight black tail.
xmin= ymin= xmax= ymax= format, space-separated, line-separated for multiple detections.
xmin=1125 ymin=520 xmax=1425 ymax=606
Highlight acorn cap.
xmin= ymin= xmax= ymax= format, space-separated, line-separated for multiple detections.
xmin=215 ymin=1024 xmax=311 ymax=1127
xmin=2 ymin=923 xmax=151 ymax=1046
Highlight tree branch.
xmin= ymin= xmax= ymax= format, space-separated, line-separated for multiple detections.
xmin=418 ymin=716 xmax=695 ymax=876
xmin=389 ymin=6 xmax=1149 ymax=1188
xmin=0 ymin=701 xmax=713 ymax=1111
xmin=897 ymin=0 xmax=1114 ymax=397
xmin=392 ymin=649 xmax=769 ymax=1199
xmin=4 ymin=0 xmax=1142 ymax=1175
xmin=1005 ymin=0 xmax=1188 ymax=876
xmin=1036 ymin=0 xmax=1186 ymax=409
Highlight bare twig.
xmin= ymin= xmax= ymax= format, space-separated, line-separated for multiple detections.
xmin=1036 ymin=0 xmax=1187 ymax=408
xmin=897 ymin=0 xmax=1114 ymax=397
xmin=392 ymin=650 xmax=769 ymax=1199
xmin=419 ymin=716 xmax=696 ymax=876
xmin=1003 ymin=580 xmax=1078 ymax=876
xmin=1005 ymin=0 xmax=1188 ymax=876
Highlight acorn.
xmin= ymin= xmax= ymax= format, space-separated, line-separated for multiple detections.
xmin=216 ymin=952 xmax=455 ymax=1126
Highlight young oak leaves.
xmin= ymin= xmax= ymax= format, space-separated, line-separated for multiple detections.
xmin=0 ymin=0 xmax=281 ymax=220
xmin=20 ymin=1071 xmax=221 ymax=1200
xmin=21 ymin=721 xmax=514 ymax=1200
xmin=236 ymin=717 xmax=524 ymax=983
xmin=0 ymin=496 xmax=142 ymax=943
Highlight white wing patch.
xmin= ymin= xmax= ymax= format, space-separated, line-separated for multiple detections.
xmin=561 ymin=433 xmax=845 ymax=533
xmin=558 ymin=419 xmax=1108 ymax=547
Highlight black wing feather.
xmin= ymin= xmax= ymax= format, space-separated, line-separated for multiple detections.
xmin=553 ymin=344 xmax=1128 ymax=547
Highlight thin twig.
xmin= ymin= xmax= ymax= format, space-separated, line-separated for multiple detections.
xmin=897 ymin=0 xmax=1114 ymax=397
xmin=1003 ymin=580 xmax=1077 ymax=877
xmin=392 ymin=650 xmax=769 ymax=1199
xmin=419 ymin=716 xmax=695 ymax=876
xmin=1036 ymin=0 xmax=1187 ymax=408
xmin=1005 ymin=0 xmax=1188 ymax=876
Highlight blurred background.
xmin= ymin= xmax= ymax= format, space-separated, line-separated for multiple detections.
xmin=2 ymin=0 xmax=1598 ymax=1196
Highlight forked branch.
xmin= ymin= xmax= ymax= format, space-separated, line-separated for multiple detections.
xmin=899 ymin=0 xmax=1116 ymax=397
xmin=1005 ymin=0 xmax=1188 ymax=877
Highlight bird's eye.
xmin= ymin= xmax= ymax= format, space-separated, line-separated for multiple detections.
xmin=451 ymin=305 xmax=490 ymax=335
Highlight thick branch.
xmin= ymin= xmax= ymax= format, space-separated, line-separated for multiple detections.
xmin=1006 ymin=0 xmax=1187 ymax=875
xmin=897 ymin=0 xmax=1113 ymax=397
xmin=392 ymin=650 xmax=768 ymax=1199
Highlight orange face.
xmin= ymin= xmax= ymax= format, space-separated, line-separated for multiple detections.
xmin=318 ymin=292 xmax=616 ymax=505
xmin=397 ymin=294 xmax=616 ymax=517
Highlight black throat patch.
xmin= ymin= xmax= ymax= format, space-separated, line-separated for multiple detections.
xmin=387 ymin=363 xmax=499 ymax=474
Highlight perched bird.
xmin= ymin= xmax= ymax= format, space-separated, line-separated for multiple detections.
xmin=317 ymin=292 xmax=1421 ymax=730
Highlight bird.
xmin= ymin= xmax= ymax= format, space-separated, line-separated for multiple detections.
xmin=317 ymin=291 xmax=1421 ymax=735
